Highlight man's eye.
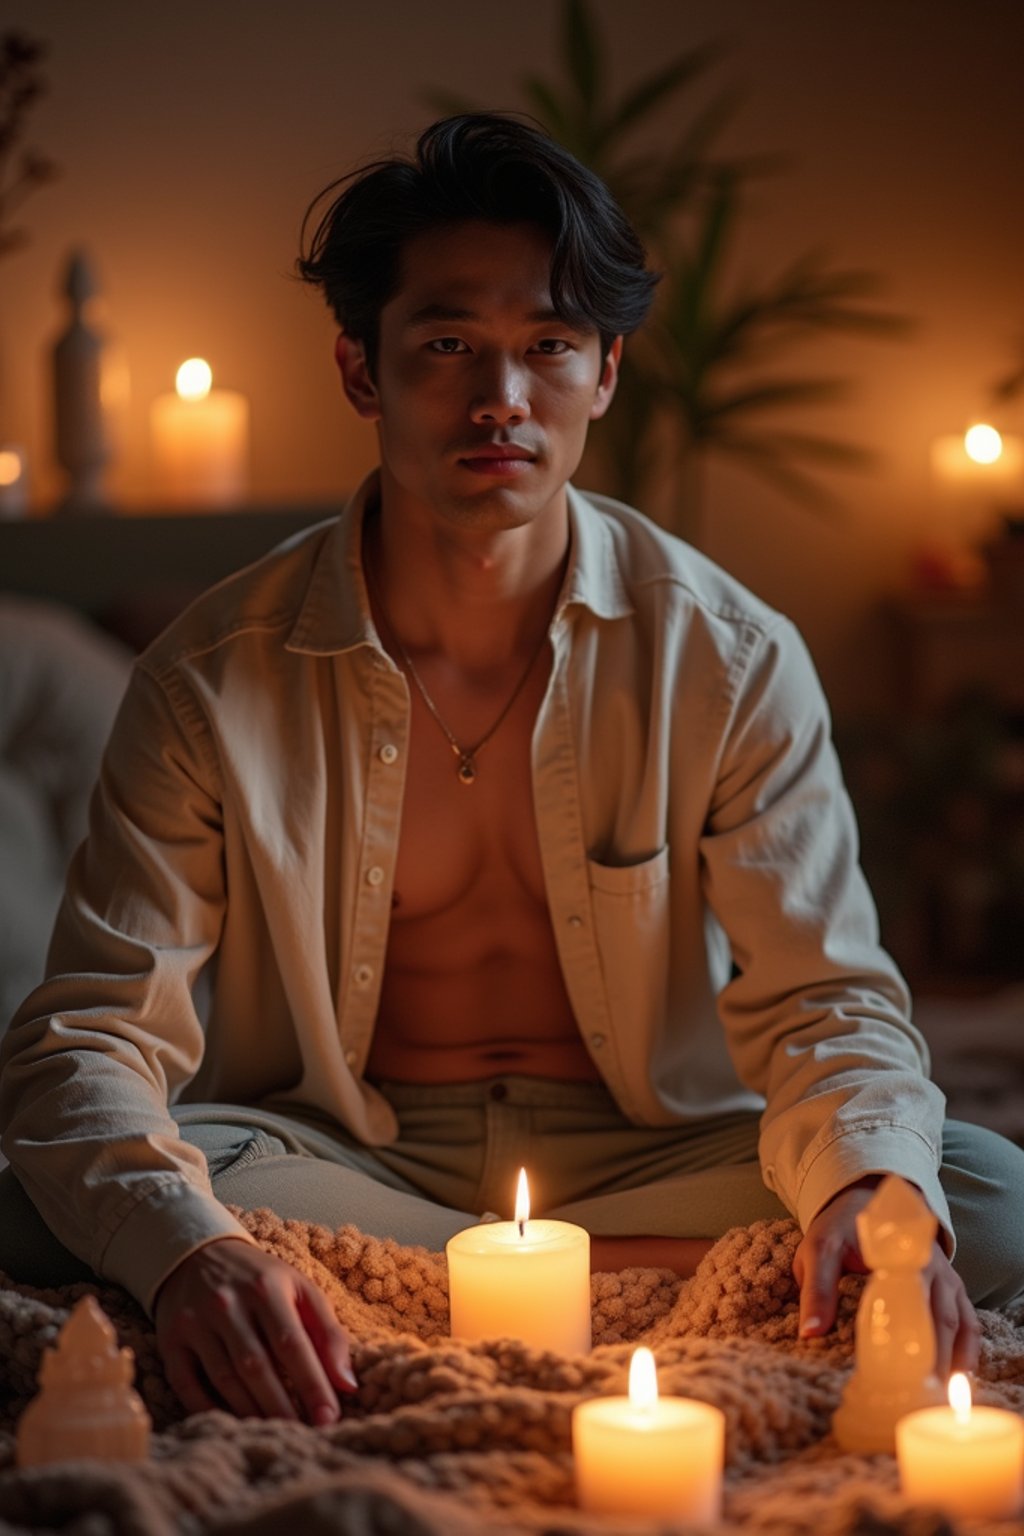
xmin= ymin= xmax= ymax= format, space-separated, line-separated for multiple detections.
xmin=429 ymin=337 xmax=468 ymax=354
xmin=534 ymin=339 xmax=572 ymax=355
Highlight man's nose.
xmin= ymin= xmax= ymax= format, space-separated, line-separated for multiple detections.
xmin=470 ymin=356 xmax=530 ymax=424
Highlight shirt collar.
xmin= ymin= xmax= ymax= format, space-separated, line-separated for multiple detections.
xmin=285 ymin=469 xmax=382 ymax=655
xmin=561 ymin=484 xmax=634 ymax=622
xmin=285 ymin=470 xmax=634 ymax=655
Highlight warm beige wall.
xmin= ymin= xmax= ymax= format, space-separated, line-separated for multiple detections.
xmin=3 ymin=0 xmax=1023 ymax=715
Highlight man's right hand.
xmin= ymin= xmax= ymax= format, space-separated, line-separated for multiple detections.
xmin=153 ymin=1237 xmax=357 ymax=1423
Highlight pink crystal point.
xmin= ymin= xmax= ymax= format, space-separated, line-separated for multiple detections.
xmin=16 ymin=1295 xmax=151 ymax=1466
xmin=833 ymin=1176 xmax=945 ymax=1454
xmin=856 ymin=1173 xmax=937 ymax=1270
xmin=40 ymin=1294 xmax=132 ymax=1387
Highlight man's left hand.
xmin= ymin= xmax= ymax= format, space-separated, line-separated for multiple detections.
xmin=792 ymin=1179 xmax=980 ymax=1378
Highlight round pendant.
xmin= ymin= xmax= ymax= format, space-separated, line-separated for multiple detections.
xmin=457 ymin=755 xmax=477 ymax=785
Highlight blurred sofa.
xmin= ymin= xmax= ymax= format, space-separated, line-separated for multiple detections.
xmin=0 ymin=596 xmax=131 ymax=1034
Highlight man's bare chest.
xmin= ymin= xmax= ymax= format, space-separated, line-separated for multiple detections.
xmin=389 ymin=664 xmax=550 ymax=923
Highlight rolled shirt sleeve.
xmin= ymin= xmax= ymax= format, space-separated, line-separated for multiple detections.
xmin=0 ymin=663 xmax=256 ymax=1312
xmin=699 ymin=617 xmax=951 ymax=1247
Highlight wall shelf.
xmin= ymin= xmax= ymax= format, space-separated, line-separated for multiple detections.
xmin=0 ymin=506 xmax=340 ymax=624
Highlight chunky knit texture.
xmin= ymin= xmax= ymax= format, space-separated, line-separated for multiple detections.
xmin=1 ymin=1211 xmax=1023 ymax=1535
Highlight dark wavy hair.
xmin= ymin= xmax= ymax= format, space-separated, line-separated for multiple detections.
xmin=297 ymin=113 xmax=659 ymax=375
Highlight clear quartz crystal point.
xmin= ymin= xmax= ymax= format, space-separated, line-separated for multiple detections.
xmin=832 ymin=1176 xmax=946 ymax=1454
xmin=16 ymin=1295 xmax=151 ymax=1465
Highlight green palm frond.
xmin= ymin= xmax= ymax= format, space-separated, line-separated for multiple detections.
xmin=601 ymin=43 xmax=725 ymax=145
xmin=697 ymin=378 xmax=852 ymax=429
xmin=723 ymin=428 xmax=873 ymax=466
xmin=712 ymin=428 xmax=875 ymax=509
xmin=0 ymin=31 xmax=59 ymax=260
xmin=521 ymin=76 xmax=574 ymax=141
xmin=421 ymin=0 xmax=911 ymax=543
xmin=993 ymin=335 xmax=1024 ymax=402
xmin=563 ymin=0 xmax=602 ymax=113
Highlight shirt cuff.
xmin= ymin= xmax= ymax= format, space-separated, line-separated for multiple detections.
xmin=795 ymin=1124 xmax=954 ymax=1257
xmin=99 ymin=1179 xmax=258 ymax=1314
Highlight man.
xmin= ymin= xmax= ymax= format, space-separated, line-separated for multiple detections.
xmin=2 ymin=114 xmax=1021 ymax=1429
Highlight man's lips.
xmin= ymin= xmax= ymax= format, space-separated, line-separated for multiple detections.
xmin=456 ymin=445 xmax=538 ymax=474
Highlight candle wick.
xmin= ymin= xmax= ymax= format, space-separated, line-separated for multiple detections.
xmin=518 ymin=1218 xmax=526 ymax=1238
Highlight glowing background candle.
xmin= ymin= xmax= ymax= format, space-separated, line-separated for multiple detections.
xmin=897 ymin=1372 xmax=1024 ymax=1519
xmin=446 ymin=1169 xmax=591 ymax=1353
xmin=573 ymin=1346 xmax=725 ymax=1521
xmin=0 ymin=445 xmax=28 ymax=516
xmin=930 ymin=422 xmax=1024 ymax=484
xmin=150 ymin=357 xmax=249 ymax=507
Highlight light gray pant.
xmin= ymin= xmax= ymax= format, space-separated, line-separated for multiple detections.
xmin=1 ymin=1075 xmax=1022 ymax=1308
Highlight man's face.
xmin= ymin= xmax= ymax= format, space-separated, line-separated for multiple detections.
xmin=336 ymin=219 xmax=620 ymax=532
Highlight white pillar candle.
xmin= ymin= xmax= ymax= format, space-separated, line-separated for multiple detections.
xmin=150 ymin=358 xmax=249 ymax=508
xmin=573 ymin=1347 xmax=725 ymax=1522
xmin=897 ymin=1373 xmax=1024 ymax=1520
xmin=446 ymin=1169 xmax=591 ymax=1354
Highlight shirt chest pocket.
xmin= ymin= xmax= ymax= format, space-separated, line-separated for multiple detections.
xmin=586 ymin=847 xmax=670 ymax=1041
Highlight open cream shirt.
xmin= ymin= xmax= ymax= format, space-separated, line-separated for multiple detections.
xmin=0 ymin=473 xmax=948 ymax=1310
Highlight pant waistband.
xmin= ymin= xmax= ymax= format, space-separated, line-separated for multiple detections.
xmin=372 ymin=1074 xmax=619 ymax=1113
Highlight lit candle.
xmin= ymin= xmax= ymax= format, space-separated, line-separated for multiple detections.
xmin=150 ymin=357 xmax=249 ymax=508
xmin=897 ymin=1373 xmax=1024 ymax=1520
xmin=930 ymin=423 xmax=1024 ymax=484
xmin=0 ymin=445 xmax=28 ymax=516
xmin=446 ymin=1169 xmax=591 ymax=1353
xmin=573 ymin=1347 xmax=725 ymax=1522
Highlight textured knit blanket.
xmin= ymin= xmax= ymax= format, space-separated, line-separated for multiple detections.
xmin=2 ymin=1211 xmax=1023 ymax=1536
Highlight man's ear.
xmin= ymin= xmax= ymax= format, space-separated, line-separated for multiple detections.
xmin=589 ymin=334 xmax=623 ymax=421
xmin=335 ymin=333 xmax=381 ymax=422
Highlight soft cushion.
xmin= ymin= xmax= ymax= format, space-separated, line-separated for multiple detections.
xmin=0 ymin=596 xmax=131 ymax=1033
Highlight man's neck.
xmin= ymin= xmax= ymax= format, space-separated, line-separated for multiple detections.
xmin=365 ymin=475 xmax=571 ymax=673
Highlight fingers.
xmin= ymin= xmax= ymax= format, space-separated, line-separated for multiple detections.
xmin=953 ymin=1286 xmax=982 ymax=1375
xmin=160 ymin=1290 xmax=301 ymax=1421
xmin=792 ymin=1184 xmax=882 ymax=1341
xmin=297 ymin=1280 xmax=359 ymax=1395
xmin=155 ymin=1239 xmax=356 ymax=1424
xmin=254 ymin=1276 xmax=348 ymax=1426
xmin=793 ymin=1190 xmax=982 ymax=1384
xmin=928 ymin=1256 xmax=981 ymax=1380
xmin=162 ymin=1340 xmax=220 ymax=1417
xmin=794 ymin=1231 xmax=842 ymax=1339
xmin=194 ymin=1330 xmax=268 ymax=1419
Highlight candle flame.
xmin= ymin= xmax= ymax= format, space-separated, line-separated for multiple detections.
xmin=964 ymin=422 xmax=1003 ymax=465
xmin=628 ymin=1347 xmax=659 ymax=1411
xmin=948 ymin=1371 xmax=972 ymax=1424
xmin=176 ymin=357 xmax=213 ymax=402
xmin=514 ymin=1168 xmax=530 ymax=1235
xmin=0 ymin=449 xmax=21 ymax=486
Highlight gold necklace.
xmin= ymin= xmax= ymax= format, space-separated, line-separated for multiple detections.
xmin=365 ymin=537 xmax=551 ymax=786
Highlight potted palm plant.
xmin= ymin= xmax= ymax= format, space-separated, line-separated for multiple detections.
xmin=427 ymin=0 xmax=910 ymax=546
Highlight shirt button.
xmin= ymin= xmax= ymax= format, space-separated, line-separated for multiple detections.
xmin=365 ymin=865 xmax=385 ymax=886
xmin=589 ymin=1033 xmax=606 ymax=1048
xmin=379 ymin=743 xmax=399 ymax=765
xmin=353 ymin=964 xmax=374 ymax=987
xmin=568 ymin=915 xmax=584 ymax=929
xmin=344 ymin=1048 xmax=358 ymax=1067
